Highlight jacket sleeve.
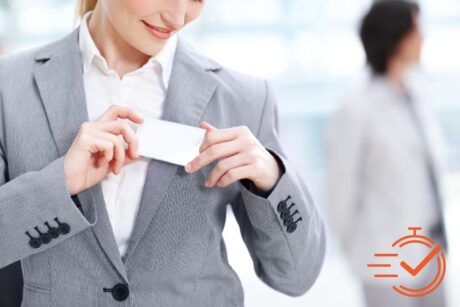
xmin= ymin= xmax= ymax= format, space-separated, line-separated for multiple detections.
xmin=230 ymin=80 xmax=326 ymax=297
xmin=0 ymin=135 xmax=97 ymax=269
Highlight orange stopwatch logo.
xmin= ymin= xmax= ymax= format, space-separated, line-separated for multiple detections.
xmin=367 ymin=227 xmax=447 ymax=298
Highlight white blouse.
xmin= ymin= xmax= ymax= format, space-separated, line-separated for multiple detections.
xmin=78 ymin=11 xmax=178 ymax=257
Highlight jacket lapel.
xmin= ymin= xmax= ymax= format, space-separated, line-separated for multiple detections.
xmin=122 ymin=38 xmax=221 ymax=261
xmin=34 ymin=28 xmax=128 ymax=282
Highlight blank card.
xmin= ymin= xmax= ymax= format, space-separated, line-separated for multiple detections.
xmin=135 ymin=118 xmax=206 ymax=166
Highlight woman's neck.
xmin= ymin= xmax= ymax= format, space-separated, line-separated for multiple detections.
xmin=385 ymin=58 xmax=407 ymax=91
xmin=88 ymin=7 xmax=150 ymax=78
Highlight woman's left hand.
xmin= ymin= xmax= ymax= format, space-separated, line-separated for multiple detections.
xmin=185 ymin=121 xmax=281 ymax=192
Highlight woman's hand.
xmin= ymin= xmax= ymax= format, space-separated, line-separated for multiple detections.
xmin=64 ymin=105 xmax=143 ymax=196
xmin=185 ymin=121 xmax=281 ymax=192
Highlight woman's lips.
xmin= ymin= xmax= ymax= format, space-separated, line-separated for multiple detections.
xmin=142 ymin=21 xmax=175 ymax=40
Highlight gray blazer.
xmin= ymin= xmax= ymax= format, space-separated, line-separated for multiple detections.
xmin=0 ymin=27 xmax=326 ymax=306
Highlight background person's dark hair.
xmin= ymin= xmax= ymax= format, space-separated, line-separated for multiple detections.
xmin=359 ymin=0 xmax=420 ymax=75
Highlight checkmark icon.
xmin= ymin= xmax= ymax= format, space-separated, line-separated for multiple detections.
xmin=400 ymin=244 xmax=442 ymax=276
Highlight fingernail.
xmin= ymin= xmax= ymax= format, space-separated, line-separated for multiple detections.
xmin=204 ymin=180 xmax=211 ymax=187
xmin=185 ymin=163 xmax=191 ymax=173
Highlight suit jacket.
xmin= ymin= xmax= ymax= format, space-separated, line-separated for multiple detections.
xmin=0 ymin=27 xmax=326 ymax=306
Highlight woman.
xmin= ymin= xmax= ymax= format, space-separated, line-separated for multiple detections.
xmin=326 ymin=1 xmax=448 ymax=307
xmin=0 ymin=0 xmax=325 ymax=306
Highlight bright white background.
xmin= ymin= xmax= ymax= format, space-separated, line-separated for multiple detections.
xmin=1 ymin=0 xmax=459 ymax=306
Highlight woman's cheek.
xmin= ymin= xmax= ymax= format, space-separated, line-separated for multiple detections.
xmin=185 ymin=8 xmax=203 ymax=25
xmin=120 ymin=0 xmax=151 ymax=14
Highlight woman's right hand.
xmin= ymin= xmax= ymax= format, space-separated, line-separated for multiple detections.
xmin=63 ymin=105 xmax=144 ymax=196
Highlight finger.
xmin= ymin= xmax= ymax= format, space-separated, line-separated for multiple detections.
xmin=95 ymin=151 xmax=112 ymax=169
xmin=199 ymin=121 xmax=217 ymax=133
xmin=216 ymin=164 xmax=253 ymax=188
xmin=187 ymin=138 xmax=243 ymax=173
xmin=97 ymin=121 xmax=140 ymax=159
xmin=205 ymin=152 xmax=251 ymax=187
xmin=89 ymin=130 xmax=126 ymax=174
xmin=198 ymin=126 xmax=242 ymax=153
xmin=98 ymin=105 xmax=144 ymax=124
xmin=198 ymin=121 xmax=219 ymax=153
xmin=123 ymin=148 xmax=141 ymax=166
xmin=90 ymin=131 xmax=126 ymax=174
xmin=78 ymin=128 xmax=116 ymax=172
xmin=79 ymin=129 xmax=114 ymax=161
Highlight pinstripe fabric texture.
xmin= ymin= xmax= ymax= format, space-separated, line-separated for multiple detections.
xmin=0 ymin=27 xmax=326 ymax=306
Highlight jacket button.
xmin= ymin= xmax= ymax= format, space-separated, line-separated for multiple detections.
xmin=26 ymin=231 xmax=41 ymax=249
xmin=45 ymin=222 xmax=60 ymax=239
xmin=107 ymin=283 xmax=129 ymax=301
xmin=283 ymin=216 xmax=294 ymax=227
xmin=34 ymin=226 xmax=52 ymax=244
xmin=285 ymin=217 xmax=303 ymax=233
xmin=277 ymin=195 xmax=292 ymax=212
xmin=54 ymin=218 xmax=70 ymax=235
xmin=279 ymin=204 xmax=295 ymax=220
xmin=287 ymin=223 xmax=297 ymax=233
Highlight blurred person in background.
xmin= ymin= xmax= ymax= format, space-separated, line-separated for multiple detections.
xmin=326 ymin=1 xmax=449 ymax=306
xmin=0 ymin=0 xmax=326 ymax=305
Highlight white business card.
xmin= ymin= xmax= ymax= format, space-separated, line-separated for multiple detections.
xmin=135 ymin=118 xmax=206 ymax=166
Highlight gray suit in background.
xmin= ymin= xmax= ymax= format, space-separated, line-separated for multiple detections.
xmin=0 ymin=27 xmax=326 ymax=306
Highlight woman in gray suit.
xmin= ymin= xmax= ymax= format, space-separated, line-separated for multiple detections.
xmin=0 ymin=0 xmax=325 ymax=306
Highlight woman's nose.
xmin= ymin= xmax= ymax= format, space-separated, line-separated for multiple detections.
xmin=160 ymin=0 xmax=187 ymax=29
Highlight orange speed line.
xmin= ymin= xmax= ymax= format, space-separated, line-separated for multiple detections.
xmin=374 ymin=253 xmax=398 ymax=257
xmin=374 ymin=274 xmax=398 ymax=278
xmin=367 ymin=264 xmax=391 ymax=267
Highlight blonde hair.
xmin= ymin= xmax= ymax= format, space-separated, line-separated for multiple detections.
xmin=76 ymin=0 xmax=98 ymax=21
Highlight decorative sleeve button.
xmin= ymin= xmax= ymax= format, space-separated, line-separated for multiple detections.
xmin=276 ymin=195 xmax=302 ymax=233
